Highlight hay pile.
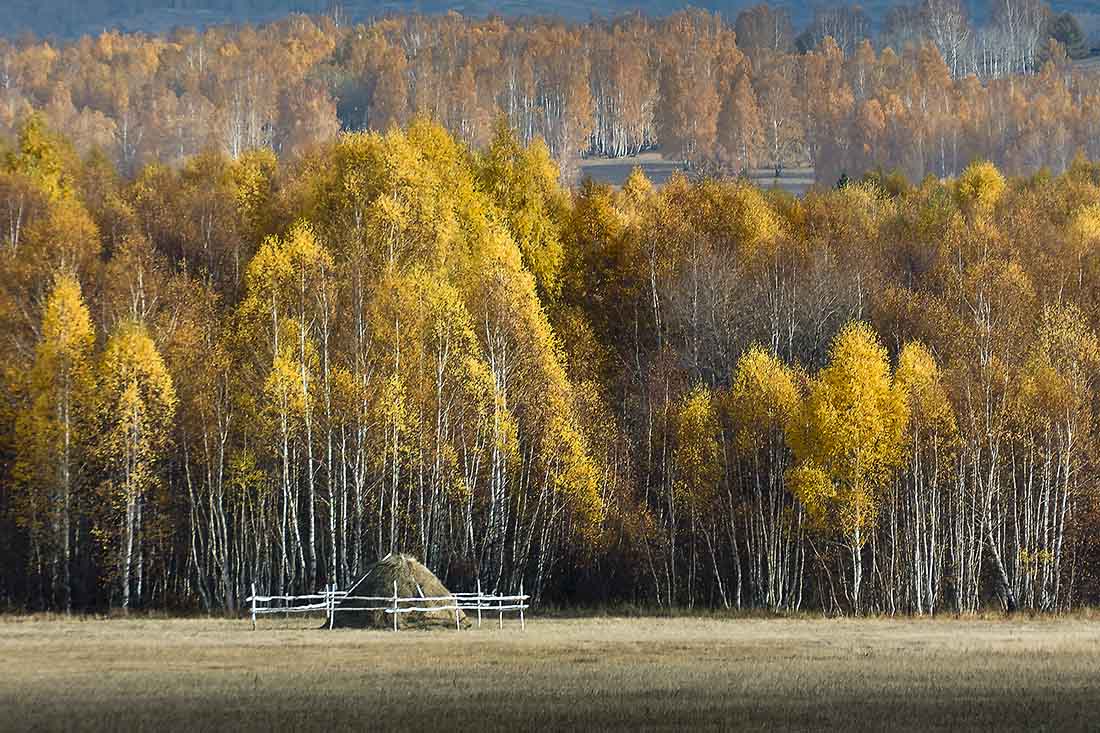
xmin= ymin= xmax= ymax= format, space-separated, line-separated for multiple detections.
xmin=331 ymin=553 xmax=468 ymax=629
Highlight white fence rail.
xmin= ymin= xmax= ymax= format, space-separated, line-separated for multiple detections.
xmin=246 ymin=579 xmax=529 ymax=632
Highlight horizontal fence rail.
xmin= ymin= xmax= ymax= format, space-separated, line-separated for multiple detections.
xmin=246 ymin=579 xmax=529 ymax=631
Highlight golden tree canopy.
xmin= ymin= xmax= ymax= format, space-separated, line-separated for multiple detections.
xmin=786 ymin=321 xmax=908 ymax=544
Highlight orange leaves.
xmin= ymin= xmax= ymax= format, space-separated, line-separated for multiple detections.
xmin=855 ymin=99 xmax=885 ymax=155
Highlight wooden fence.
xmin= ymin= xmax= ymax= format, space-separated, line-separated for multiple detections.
xmin=246 ymin=579 xmax=529 ymax=632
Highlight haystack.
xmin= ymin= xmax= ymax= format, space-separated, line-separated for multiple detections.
xmin=331 ymin=553 xmax=468 ymax=629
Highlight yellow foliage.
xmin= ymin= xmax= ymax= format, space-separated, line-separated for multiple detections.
xmin=230 ymin=148 xmax=277 ymax=242
xmin=227 ymin=449 xmax=267 ymax=502
xmin=33 ymin=272 xmax=96 ymax=395
xmin=550 ymin=410 xmax=605 ymax=534
xmin=98 ymin=321 xmax=178 ymax=446
xmin=94 ymin=318 xmax=178 ymax=570
xmin=245 ymin=220 xmax=332 ymax=299
xmin=620 ymin=167 xmax=654 ymax=209
xmin=895 ymin=341 xmax=956 ymax=442
xmin=248 ymin=120 xmax=607 ymax=555
xmin=786 ymin=321 xmax=908 ymax=544
xmin=477 ymin=121 xmax=565 ymax=300
xmin=695 ymin=179 xmax=783 ymax=259
xmin=1070 ymin=203 xmax=1100 ymax=244
xmin=1019 ymin=304 xmax=1100 ymax=424
xmin=955 ymin=160 xmax=1006 ymax=218
xmin=728 ymin=345 xmax=799 ymax=456
xmin=11 ymin=272 xmax=96 ymax=540
xmin=4 ymin=114 xmax=73 ymax=201
xmin=784 ymin=461 xmax=835 ymax=530
xmin=672 ymin=384 xmax=721 ymax=512
xmin=263 ymin=349 xmax=309 ymax=423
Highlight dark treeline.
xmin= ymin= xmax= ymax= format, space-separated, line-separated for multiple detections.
xmin=3 ymin=111 xmax=1100 ymax=615
xmin=1 ymin=5 xmax=1099 ymax=185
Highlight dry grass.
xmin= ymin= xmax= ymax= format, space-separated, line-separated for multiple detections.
xmin=577 ymin=152 xmax=816 ymax=194
xmin=1 ymin=614 xmax=1098 ymax=731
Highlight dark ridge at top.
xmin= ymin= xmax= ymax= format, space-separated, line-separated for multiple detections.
xmin=5 ymin=1 xmax=1096 ymax=41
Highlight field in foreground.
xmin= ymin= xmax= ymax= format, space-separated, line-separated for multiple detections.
xmin=1 ymin=615 xmax=1098 ymax=731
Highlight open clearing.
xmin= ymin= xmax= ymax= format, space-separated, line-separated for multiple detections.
xmin=578 ymin=152 xmax=816 ymax=194
xmin=1 ymin=615 xmax=1098 ymax=731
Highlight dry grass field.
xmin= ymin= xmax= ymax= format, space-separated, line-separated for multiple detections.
xmin=577 ymin=152 xmax=817 ymax=194
xmin=1 ymin=614 xmax=1099 ymax=731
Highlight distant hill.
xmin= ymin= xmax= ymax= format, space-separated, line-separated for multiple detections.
xmin=3 ymin=0 xmax=1096 ymax=41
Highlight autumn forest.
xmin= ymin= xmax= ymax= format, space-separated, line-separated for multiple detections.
xmin=3 ymin=5 xmax=1100 ymax=617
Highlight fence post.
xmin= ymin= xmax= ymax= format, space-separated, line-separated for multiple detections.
xmin=392 ymin=580 xmax=399 ymax=632
xmin=520 ymin=580 xmax=525 ymax=631
xmin=498 ymin=587 xmax=504 ymax=630
xmin=476 ymin=579 xmax=482 ymax=629
xmin=251 ymin=582 xmax=257 ymax=631
xmin=328 ymin=583 xmax=336 ymax=630
xmin=455 ymin=593 xmax=460 ymax=630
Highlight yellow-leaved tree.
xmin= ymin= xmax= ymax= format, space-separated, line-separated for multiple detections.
xmin=476 ymin=120 xmax=566 ymax=301
xmin=786 ymin=321 xmax=908 ymax=613
xmin=694 ymin=179 xmax=782 ymax=261
xmin=955 ymin=160 xmax=1006 ymax=222
xmin=893 ymin=340 xmax=956 ymax=615
xmin=1014 ymin=304 xmax=1099 ymax=610
xmin=670 ymin=384 xmax=721 ymax=606
xmin=726 ymin=345 xmax=802 ymax=610
xmin=4 ymin=113 xmax=72 ymax=201
xmin=12 ymin=272 xmax=95 ymax=610
xmin=95 ymin=321 xmax=176 ymax=609
xmin=240 ymin=219 xmax=332 ymax=588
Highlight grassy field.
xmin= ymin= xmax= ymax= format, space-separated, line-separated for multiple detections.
xmin=578 ymin=152 xmax=817 ymax=194
xmin=1 ymin=614 xmax=1098 ymax=731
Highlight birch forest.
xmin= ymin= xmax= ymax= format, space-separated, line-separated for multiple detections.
xmin=2 ymin=5 xmax=1100 ymax=615
xmin=2 ymin=5 xmax=1099 ymax=182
